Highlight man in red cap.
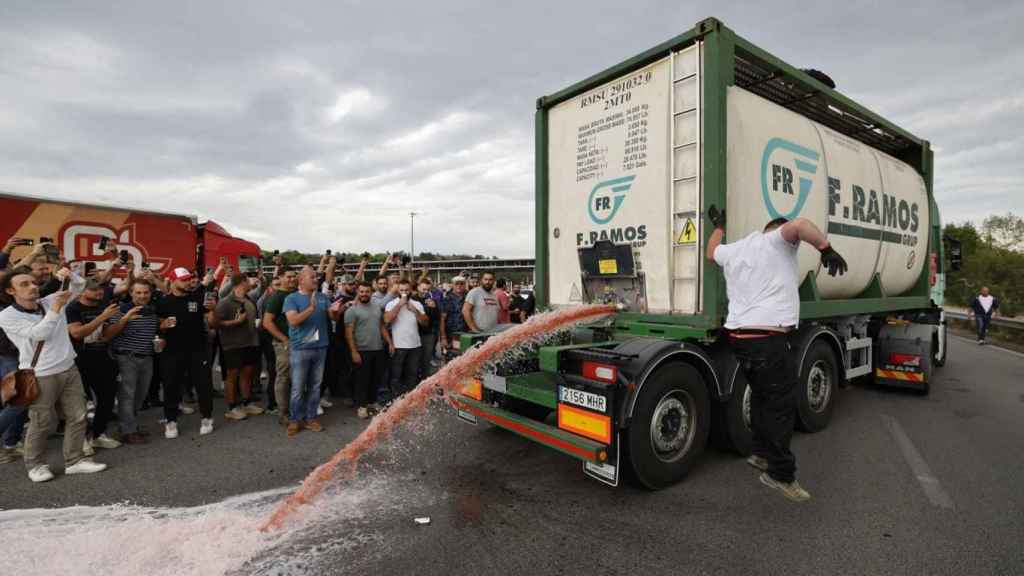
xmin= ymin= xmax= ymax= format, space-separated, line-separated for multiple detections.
xmin=156 ymin=266 xmax=219 ymax=438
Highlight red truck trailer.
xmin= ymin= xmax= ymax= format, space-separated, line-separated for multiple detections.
xmin=0 ymin=192 xmax=262 ymax=276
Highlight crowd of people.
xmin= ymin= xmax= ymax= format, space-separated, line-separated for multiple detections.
xmin=0 ymin=238 xmax=536 ymax=483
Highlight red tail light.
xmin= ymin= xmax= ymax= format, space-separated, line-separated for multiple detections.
xmin=582 ymin=361 xmax=618 ymax=383
xmin=889 ymin=353 xmax=921 ymax=367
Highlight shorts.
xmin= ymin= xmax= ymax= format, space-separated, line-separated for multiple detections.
xmin=222 ymin=346 xmax=260 ymax=370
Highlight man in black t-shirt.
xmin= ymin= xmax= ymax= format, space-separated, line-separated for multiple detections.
xmin=156 ymin=267 xmax=218 ymax=437
xmin=66 ymin=279 xmax=121 ymax=449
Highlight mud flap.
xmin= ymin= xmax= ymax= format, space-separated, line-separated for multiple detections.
xmin=583 ymin=433 xmax=620 ymax=487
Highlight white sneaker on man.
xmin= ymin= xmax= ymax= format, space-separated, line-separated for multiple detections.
xmin=200 ymin=418 xmax=214 ymax=436
xmin=164 ymin=421 xmax=179 ymax=439
xmin=357 ymin=406 xmax=369 ymax=419
xmin=224 ymin=406 xmax=248 ymax=421
xmin=243 ymin=403 xmax=265 ymax=416
xmin=317 ymin=405 xmax=325 ymax=416
xmin=66 ymin=459 xmax=108 ymax=475
xmin=93 ymin=434 xmax=122 ymax=449
xmin=179 ymin=403 xmax=196 ymax=415
xmin=319 ymin=397 xmax=334 ymax=409
xmin=28 ymin=464 xmax=55 ymax=483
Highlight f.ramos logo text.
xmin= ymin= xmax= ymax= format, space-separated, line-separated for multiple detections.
xmin=588 ymin=175 xmax=636 ymax=225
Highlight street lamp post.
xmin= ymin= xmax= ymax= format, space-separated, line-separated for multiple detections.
xmin=409 ymin=211 xmax=417 ymax=266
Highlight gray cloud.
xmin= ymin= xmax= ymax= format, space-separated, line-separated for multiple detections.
xmin=1 ymin=0 xmax=1020 ymax=256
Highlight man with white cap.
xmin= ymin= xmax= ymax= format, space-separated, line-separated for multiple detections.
xmin=156 ymin=266 xmax=218 ymax=437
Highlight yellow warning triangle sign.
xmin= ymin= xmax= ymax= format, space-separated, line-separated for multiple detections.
xmin=678 ymin=218 xmax=697 ymax=244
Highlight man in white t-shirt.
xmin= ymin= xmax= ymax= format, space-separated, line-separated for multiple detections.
xmin=383 ymin=279 xmax=428 ymax=397
xmin=705 ymin=205 xmax=847 ymax=503
xmin=967 ymin=286 xmax=999 ymax=344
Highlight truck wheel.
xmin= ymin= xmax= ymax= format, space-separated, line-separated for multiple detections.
xmin=933 ymin=323 xmax=947 ymax=368
xmin=711 ymin=371 xmax=753 ymax=456
xmin=626 ymin=362 xmax=710 ymax=489
xmin=796 ymin=341 xmax=838 ymax=433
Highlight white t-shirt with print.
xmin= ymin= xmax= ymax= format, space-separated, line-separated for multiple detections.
xmin=385 ymin=297 xmax=424 ymax=349
xmin=978 ymin=295 xmax=994 ymax=313
xmin=713 ymin=228 xmax=801 ymax=330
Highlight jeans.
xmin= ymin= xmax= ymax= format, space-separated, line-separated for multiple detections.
xmin=390 ymin=347 xmax=422 ymax=397
xmin=76 ymin=349 xmax=118 ymax=437
xmin=115 ymin=354 xmax=153 ymax=434
xmin=0 ymin=355 xmax=26 ymax=448
xmin=352 ymin=349 xmax=386 ymax=408
xmin=24 ymin=366 xmax=88 ymax=469
xmin=288 ymin=346 xmax=326 ymax=422
xmin=975 ymin=314 xmax=992 ymax=341
xmin=161 ymin=346 xmax=213 ymax=422
xmin=418 ymin=333 xmax=436 ymax=381
xmin=731 ymin=333 xmax=798 ymax=483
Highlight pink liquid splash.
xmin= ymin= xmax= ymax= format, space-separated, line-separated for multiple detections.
xmin=260 ymin=304 xmax=616 ymax=531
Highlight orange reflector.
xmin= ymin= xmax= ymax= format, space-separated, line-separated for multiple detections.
xmin=558 ymin=403 xmax=611 ymax=444
xmin=461 ymin=378 xmax=483 ymax=400
xmin=875 ymin=369 xmax=925 ymax=382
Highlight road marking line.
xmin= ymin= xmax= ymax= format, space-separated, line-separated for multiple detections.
xmin=950 ymin=334 xmax=1024 ymax=359
xmin=882 ymin=414 xmax=954 ymax=510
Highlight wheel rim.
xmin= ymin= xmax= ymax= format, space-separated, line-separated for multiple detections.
xmin=649 ymin=390 xmax=696 ymax=463
xmin=807 ymin=360 xmax=832 ymax=413
xmin=742 ymin=383 xmax=752 ymax=429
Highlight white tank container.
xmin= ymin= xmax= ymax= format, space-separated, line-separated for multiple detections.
xmin=727 ymin=87 xmax=929 ymax=298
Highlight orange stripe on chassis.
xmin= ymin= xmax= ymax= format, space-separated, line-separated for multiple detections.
xmin=876 ymin=369 xmax=924 ymax=382
xmin=453 ymin=400 xmax=601 ymax=462
xmin=557 ymin=403 xmax=612 ymax=445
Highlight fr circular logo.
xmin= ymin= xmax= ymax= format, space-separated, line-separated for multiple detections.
xmin=760 ymin=137 xmax=820 ymax=220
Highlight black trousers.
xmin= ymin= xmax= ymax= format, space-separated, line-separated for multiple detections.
xmin=353 ymin=349 xmax=386 ymax=408
xmin=731 ymin=332 xmax=798 ymax=483
xmin=161 ymin=346 xmax=214 ymax=422
xmin=75 ymin=349 xmax=118 ymax=437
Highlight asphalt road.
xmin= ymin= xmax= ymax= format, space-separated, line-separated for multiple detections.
xmin=2 ymin=335 xmax=1023 ymax=575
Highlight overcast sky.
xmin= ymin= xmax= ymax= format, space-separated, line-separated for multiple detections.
xmin=1 ymin=1 xmax=1020 ymax=256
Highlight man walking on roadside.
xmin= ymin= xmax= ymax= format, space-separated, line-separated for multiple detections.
xmin=967 ymin=286 xmax=999 ymax=345
xmin=705 ymin=206 xmax=847 ymax=502
xmin=157 ymin=267 xmax=217 ymax=437
xmin=0 ymin=266 xmax=108 ymax=482
xmin=283 ymin=265 xmax=331 ymax=436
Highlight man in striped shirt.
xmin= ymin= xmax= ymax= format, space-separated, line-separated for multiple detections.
xmin=103 ymin=279 xmax=162 ymax=445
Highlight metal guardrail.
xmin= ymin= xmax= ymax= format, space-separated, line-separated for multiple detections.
xmin=945 ymin=310 xmax=1024 ymax=330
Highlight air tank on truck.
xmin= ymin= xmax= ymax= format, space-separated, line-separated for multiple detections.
xmin=450 ymin=17 xmax=952 ymax=489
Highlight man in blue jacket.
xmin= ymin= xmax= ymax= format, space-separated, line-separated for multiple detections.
xmin=967 ymin=286 xmax=999 ymax=345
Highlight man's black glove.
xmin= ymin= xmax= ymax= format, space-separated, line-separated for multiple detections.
xmin=819 ymin=244 xmax=848 ymax=277
xmin=707 ymin=204 xmax=726 ymax=229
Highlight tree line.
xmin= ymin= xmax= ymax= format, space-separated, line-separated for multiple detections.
xmin=943 ymin=212 xmax=1023 ymax=317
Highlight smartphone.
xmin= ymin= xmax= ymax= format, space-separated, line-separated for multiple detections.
xmin=142 ymin=261 xmax=150 ymax=269
xmin=60 ymin=276 xmax=71 ymax=291
xmin=84 ymin=262 xmax=97 ymax=275
xmin=273 ymin=249 xmax=280 ymax=256
xmin=15 ymin=238 xmax=33 ymax=247
xmin=99 ymin=237 xmax=109 ymax=250
xmin=39 ymin=236 xmax=54 ymax=244
xmin=326 ymin=249 xmax=332 ymax=256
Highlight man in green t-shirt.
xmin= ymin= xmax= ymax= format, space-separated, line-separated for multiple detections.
xmin=261 ymin=270 xmax=297 ymax=423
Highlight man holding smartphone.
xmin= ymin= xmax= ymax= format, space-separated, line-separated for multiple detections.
xmin=383 ymin=279 xmax=427 ymax=397
xmin=103 ymin=279 xmax=161 ymax=445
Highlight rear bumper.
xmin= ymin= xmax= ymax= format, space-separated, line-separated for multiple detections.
xmin=451 ymin=394 xmax=609 ymax=464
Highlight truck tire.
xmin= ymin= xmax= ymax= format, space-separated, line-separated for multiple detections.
xmin=933 ymin=323 xmax=947 ymax=368
xmin=711 ymin=371 xmax=753 ymax=456
xmin=796 ymin=340 xmax=839 ymax=433
xmin=625 ymin=362 xmax=710 ymax=489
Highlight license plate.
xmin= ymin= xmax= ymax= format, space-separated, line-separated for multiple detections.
xmin=457 ymin=409 xmax=477 ymax=424
xmin=559 ymin=387 xmax=607 ymax=414
xmin=584 ymin=461 xmax=618 ymax=483
xmin=482 ymin=373 xmax=506 ymax=393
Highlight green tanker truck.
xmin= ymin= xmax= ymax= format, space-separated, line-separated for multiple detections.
xmin=451 ymin=17 xmax=953 ymax=489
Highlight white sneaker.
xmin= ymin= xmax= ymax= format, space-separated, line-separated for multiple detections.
xmin=200 ymin=418 xmax=214 ymax=436
xmin=86 ymin=400 xmax=96 ymax=412
xmin=93 ymin=434 xmax=122 ymax=449
xmin=179 ymin=403 xmax=196 ymax=415
xmin=83 ymin=438 xmax=96 ymax=457
xmin=357 ymin=406 xmax=369 ymax=419
xmin=65 ymin=459 xmax=108 ymax=475
xmin=28 ymin=464 xmax=55 ymax=483
xmin=320 ymin=397 xmax=334 ymax=408
xmin=224 ymin=406 xmax=248 ymax=421
xmin=317 ymin=405 xmax=325 ymax=416
xmin=243 ymin=403 xmax=265 ymax=416
xmin=164 ymin=421 xmax=179 ymax=439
